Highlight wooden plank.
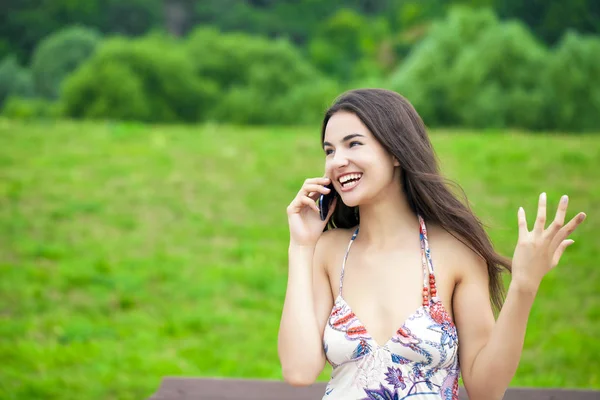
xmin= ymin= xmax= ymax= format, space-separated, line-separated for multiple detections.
xmin=501 ymin=388 xmax=600 ymax=400
xmin=148 ymin=377 xmax=600 ymax=400
xmin=148 ymin=377 xmax=323 ymax=400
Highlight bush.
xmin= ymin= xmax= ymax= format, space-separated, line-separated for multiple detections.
xmin=388 ymin=7 xmax=555 ymax=131
xmin=447 ymin=21 xmax=548 ymax=129
xmin=308 ymin=9 xmax=391 ymax=82
xmin=62 ymin=35 xmax=218 ymax=123
xmin=388 ymin=7 xmax=500 ymax=126
xmin=186 ymin=27 xmax=338 ymax=125
xmin=1 ymin=96 xmax=61 ymax=119
xmin=31 ymin=26 xmax=101 ymax=100
xmin=541 ymin=32 xmax=600 ymax=132
xmin=274 ymin=79 xmax=341 ymax=125
xmin=62 ymin=61 xmax=150 ymax=121
xmin=0 ymin=56 xmax=35 ymax=107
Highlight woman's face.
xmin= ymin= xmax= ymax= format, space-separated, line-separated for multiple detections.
xmin=323 ymin=111 xmax=399 ymax=207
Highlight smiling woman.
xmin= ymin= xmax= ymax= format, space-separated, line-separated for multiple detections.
xmin=277 ymin=89 xmax=587 ymax=400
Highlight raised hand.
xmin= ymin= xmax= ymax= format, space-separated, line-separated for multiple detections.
xmin=511 ymin=192 xmax=587 ymax=294
xmin=287 ymin=177 xmax=337 ymax=247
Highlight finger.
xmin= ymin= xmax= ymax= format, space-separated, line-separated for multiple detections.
xmin=534 ymin=192 xmax=547 ymax=234
xmin=517 ymin=206 xmax=528 ymax=238
xmin=300 ymin=183 xmax=331 ymax=198
xmin=299 ymin=196 xmax=320 ymax=213
xmin=551 ymin=212 xmax=586 ymax=250
xmin=302 ymin=177 xmax=331 ymax=188
xmin=287 ymin=193 xmax=321 ymax=215
xmin=306 ymin=189 xmax=329 ymax=202
xmin=547 ymin=194 xmax=568 ymax=237
xmin=288 ymin=197 xmax=319 ymax=215
xmin=551 ymin=239 xmax=575 ymax=268
xmin=286 ymin=200 xmax=300 ymax=215
xmin=325 ymin=196 xmax=338 ymax=221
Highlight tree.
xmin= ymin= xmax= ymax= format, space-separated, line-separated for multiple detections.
xmin=494 ymin=0 xmax=600 ymax=45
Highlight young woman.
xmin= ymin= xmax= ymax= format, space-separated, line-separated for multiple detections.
xmin=277 ymin=89 xmax=586 ymax=400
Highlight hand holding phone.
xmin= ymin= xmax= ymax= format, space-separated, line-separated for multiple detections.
xmin=287 ymin=177 xmax=336 ymax=247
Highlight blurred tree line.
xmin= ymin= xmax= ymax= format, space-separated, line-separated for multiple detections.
xmin=2 ymin=0 xmax=600 ymax=64
xmin=1 ymin=0 xmax=600 ymax=131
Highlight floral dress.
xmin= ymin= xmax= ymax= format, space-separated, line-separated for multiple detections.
xmin=322 ymin=215 xmax=460 ymax=400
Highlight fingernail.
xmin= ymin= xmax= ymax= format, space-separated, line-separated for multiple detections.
xmin=580 ymin=213 xmax=586 ymax=222
xmin=561 ymin=195 xmax=568 ymax=204
xmin=541 ymin=192 xmax=546 ymax=200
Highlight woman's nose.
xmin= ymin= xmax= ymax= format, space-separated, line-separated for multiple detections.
xmin=331 ymin=151 xmax=349 ymax=168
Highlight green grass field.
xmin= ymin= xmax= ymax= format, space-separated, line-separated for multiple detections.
xmin=1 ymin=118 xmax=599 ymax=399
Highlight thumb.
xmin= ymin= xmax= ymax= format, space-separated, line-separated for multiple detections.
xmin=551 ymin=239 xmax=574 ymax=268
xmin=325 ymin=196 xmax=338 ymax=222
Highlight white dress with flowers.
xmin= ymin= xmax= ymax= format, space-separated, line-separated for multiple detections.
xmin=322 ymin=215 xmax=460 ymax=400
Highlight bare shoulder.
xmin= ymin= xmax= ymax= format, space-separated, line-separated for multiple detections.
xmin=427 ymin=223 xmax=488 ymax=284
xmin=314 ymin=227 xmax=357 ymax=275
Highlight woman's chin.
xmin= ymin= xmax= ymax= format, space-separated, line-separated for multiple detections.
xmin=340 ymin=195 xmax=361 ymax=208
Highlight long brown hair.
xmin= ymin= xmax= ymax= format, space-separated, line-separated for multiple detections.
xmin=321 ymin=88 xmax=511 ymax=312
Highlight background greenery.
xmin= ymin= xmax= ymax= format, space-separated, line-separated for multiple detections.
xmin=1 ymin=119 xmax=599 ymax=399
xmin=1 ymin=1 xmax=600 ymax=131
xmin=1 ymin=1 xmax=600 ymax=399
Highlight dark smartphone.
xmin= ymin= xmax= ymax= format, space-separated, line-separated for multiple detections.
xmin=319 ymin=183 xmax=336 ymax=221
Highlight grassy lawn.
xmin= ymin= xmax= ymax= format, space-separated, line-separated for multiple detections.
xmin=0 ymin=118 xmax=598 ymax=399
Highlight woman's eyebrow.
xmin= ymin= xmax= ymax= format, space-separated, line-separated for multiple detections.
xmin=323 ymin=133 xmax=365 ymax=148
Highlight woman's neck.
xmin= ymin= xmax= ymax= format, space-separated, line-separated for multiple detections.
xmin=355 ymin=185 xmax=419 ymax=250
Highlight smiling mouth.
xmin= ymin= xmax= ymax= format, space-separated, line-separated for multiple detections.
xmin=338 ymin=173 xmax=362 ymax=191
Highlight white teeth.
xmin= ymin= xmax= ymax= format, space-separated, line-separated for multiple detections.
xmin=339 ymin=173 xmax=362 ymax=185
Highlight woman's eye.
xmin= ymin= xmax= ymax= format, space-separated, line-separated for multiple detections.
xmin=349 ymin=141 xmax=362 ymax=148
xmin=325 ymin=148 xmax=334 ymax=155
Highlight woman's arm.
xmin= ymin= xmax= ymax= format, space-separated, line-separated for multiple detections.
xmin=454 ymin=256 xmax=535 ymax=400
xmin=278 ymin=177 xmax=337 ymax=385
xmin=277 ymin=236 xmax=334 ymax=386
xmin=455 ymin=193 xmax=586 ymax=400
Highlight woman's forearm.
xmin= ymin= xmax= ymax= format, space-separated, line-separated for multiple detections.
xmin=467 ymin=283 xmax=537 ymax=400
xmin=277 ymin=244 xmax=324 ymax=384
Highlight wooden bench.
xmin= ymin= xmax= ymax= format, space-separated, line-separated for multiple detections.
xmin=148 ymin=377 xmax=600 ymax=399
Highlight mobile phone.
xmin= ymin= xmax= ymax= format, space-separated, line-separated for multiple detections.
xmin=319 ymin=183 xmax=336 ymax=221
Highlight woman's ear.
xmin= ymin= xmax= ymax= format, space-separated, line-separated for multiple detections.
xmin=393 ymin=157 xmax=400 ymax=167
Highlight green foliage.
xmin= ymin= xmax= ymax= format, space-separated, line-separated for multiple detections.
xmin=62 ymin=35 xmax=218 ymax=123
xmin=496 ymin=0 xmax=600 ymax=45
xmin=0 ymin=0 xmax=163 ymax=63
xmin=62 ymin=61 xmax=150 ymax=121
xmin=186 ymin=27 xmax=338 ymax=124
xmin=447 ymin=21 xmax=548 ymax=129
xmin=1 ymin=96 xmax=62 ymax=119
xmin=541 ymin=32 xmax=600 ymax=132
xmin=193 ymin=0 xmax=395 ymax=46
xmin=59 ymin=28 xmax=337 ymax=125
xmin=308 ymin=8 xmax=367 ymax=80
xmin=393 ymin=0 xmax=447 ymax=29
xmin=272 ymin=79 xmax=340 ymax=125
xmin=389 ymin=7 xmax=500 ymax=126
xmin=1 ymin=2 xmax=599 ymax=130
xmin=0 ymin=38 xmax=11 ymax=61
xmin=0 ymin=56 xmax=35 ymax=107
xmin=1 ymin=0 xmax=599 ymax=67
xmin=388 ymin=6 xmax=600 ymax=132
xmin=308 ymin=9 xmax=390 ymax=82
xmin=30 ymin=26 xmax=101 ymax=100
